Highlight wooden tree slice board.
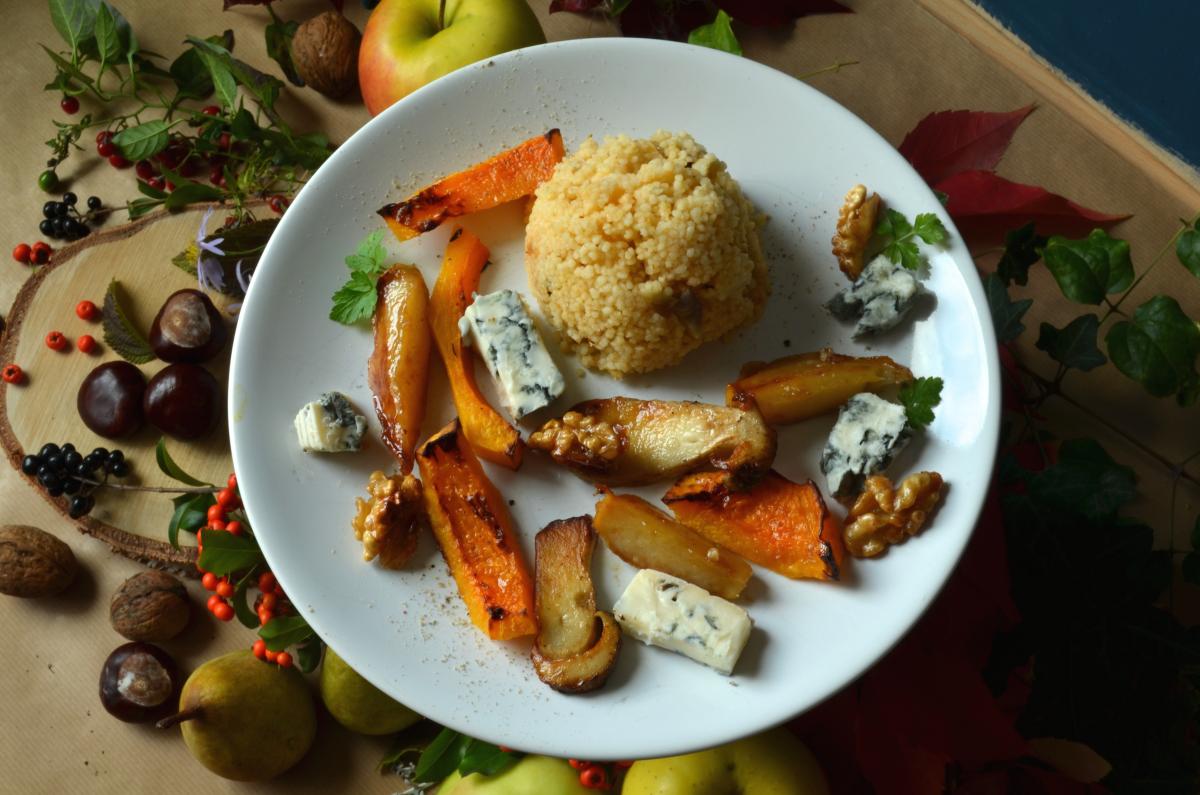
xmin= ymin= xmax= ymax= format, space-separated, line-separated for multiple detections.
xmin=0 ymin=205 xmax=243 ymax=575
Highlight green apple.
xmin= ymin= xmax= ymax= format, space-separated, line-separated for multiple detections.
xmin=358 ymin=0 xmax=546 ymax=116
xmin=438 ymin=755 xmax=590 ymax=794
xmin=621 ymin=729 xmax=829 ymax=795
xmin=319 ymin=647 xmax=421 ymax=735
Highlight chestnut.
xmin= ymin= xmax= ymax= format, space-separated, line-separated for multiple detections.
xmin=144 ymin=364 xmax=222 ymax=440
xmin=77 ymin=361 xmax=147 ymax=439
xmin=149 ymin=289 xmax=226 ymax=363
xmin=99 ymin=641 xmax=179 ymax=723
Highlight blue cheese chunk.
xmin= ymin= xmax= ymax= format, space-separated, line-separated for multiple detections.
xmin=294 ymin=392 xmax=367 ymax=453
xmin=826 ymin=255 xmax=921 ymax=337
xmin=459 ymin=289 xmax=565 ymax=419
xmin=612 ymin=569 xmax=752 ymax=675
xmin=820 ymin=392 xmax=910 ymax=499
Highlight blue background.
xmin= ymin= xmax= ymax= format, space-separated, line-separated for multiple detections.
xmin=977 ymin=0 xmax=1200 ymax=168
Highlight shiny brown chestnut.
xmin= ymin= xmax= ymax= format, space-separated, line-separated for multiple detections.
xmin=100 ymin=641 xmax=180 ymax=723
xmin=149 ymin=289 xmax=227 ymax=364
xmin=78 ymin=361 xmax=147 ymax=439
xmin=144 ymin=364 xmax=222 ymax=440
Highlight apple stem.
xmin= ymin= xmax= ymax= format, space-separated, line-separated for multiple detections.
xmin=438 ymin=0 xmax=447 ymax=31
xmin=156 ymin=706 xmax=203 ymax=730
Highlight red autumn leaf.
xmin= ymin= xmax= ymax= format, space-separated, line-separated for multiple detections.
xmin=899 ymin=105 xmax=1035 ymax=186
xmin=549 ymin=0 xmax=606 ymax=12
xmin=715 ymin=0 xmax=852 ymax=27
xmin=936 ymin=170 xmax=1129 ymax=246
xmin=223 ymin=0 xmax=343 ymax=9
xmin=617 ymin=0 xmax=713 ymax=40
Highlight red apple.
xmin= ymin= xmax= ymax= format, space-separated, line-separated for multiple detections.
xmin=359 ymin=0 xmax=546 ymax=116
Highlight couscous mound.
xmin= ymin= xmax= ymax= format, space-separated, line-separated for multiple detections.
xmin=524 ymin=131 xmax=767 ymax=378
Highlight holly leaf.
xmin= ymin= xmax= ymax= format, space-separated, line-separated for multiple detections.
xmin=155 ymin=438 xmax=213 ymax=486
xmin=458 ymin=739 xmax=520 ymax=778
xmin=113 ymin=120 xmax=170 ymax=162
xmin=101 ymin=280 xmax=154 ymax=363
xmin=996 ymin=222 xmax=1046 ymax=286
xmin=1105 ymin=295 xmax=1200 ymax=404
xmin=898 ymin=105 xmax=1035 ymax=186
xmin=1035 ymin=314 xmax=1107 ymax=372
xmin=168 ymin=493 xmax=215 ymax=549
xmin=414 ymin=729 xmax=470 ymax=783
xmin=1029 ymin=438 xmax=1136 ymax=521
xmin=985 ymin=274 xmax=1032 ymax=343
xmin=259 ymin=614 xmax=316 ymax=652
xmin=1041 ymin=229 xmax=1133 ymax=305
xmin=688 ymin=10 xmax=742 ymax=55
xmin=934 ymin=170 xmax=1129 ymax=246
xmin=899 ymin=377 xmax=943 ymax=430
xmin=1177 ymin=223 xmax=1200 ymax=279
xmin=197 ymin=529 xmax=265 ymax=576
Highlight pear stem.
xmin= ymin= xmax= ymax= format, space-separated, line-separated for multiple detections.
xmin=438 ymin=0 xmax=446 ymax=31
xmin=156 ymin=706 xmax=203 ymax=730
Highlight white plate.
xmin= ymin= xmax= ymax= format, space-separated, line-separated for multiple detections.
xmin=230 ymin=38 xmax=999 ymax=760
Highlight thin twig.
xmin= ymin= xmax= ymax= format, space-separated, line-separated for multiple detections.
xmin=79 ymin=478 xmax=218 ymax=495
xmin=796 ymin=60 xmax=860 ymax=81
xmin=1100 ymin=212 xmax=1200 ymax=325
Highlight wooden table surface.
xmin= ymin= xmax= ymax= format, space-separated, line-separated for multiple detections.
xmin=1 ymin=1 xmax=1197 ymax=792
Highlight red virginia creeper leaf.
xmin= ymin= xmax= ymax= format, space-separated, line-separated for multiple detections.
xmin=715 ymin=0 xmax=852 ymax=27
xmin=223 ymin=0 xmax=343 ymax=9
xmin=899 ymin=105 xmax=1035 ymax=186
xmin=935 ymin=170 xmax=1129 ymax=246
xmin=617 ymin=0 xmax=712 ymax=40
xmin=548 ymin=0 xmax=606 ymax=12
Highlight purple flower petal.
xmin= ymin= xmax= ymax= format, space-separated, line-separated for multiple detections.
xmin=197 ymin=255 xmax=225 ymax=292
xmin=235 ymin=259 xmax=252 ymax=294
xmin=196 ymin=207 xmax=226 ymax=257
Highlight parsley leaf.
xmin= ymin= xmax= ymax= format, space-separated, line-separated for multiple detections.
xmin=330 ymin=231 xmax=390 ymax=325
xmin=345 ymin=229 xmax=387 ymax=274
xmin=875 ymin=208 xmax=948 ymax=271
xmin=913 ymin=213 xmax=948 ymax=245
xmin=899 ymin=376 xmax=943 ymax=429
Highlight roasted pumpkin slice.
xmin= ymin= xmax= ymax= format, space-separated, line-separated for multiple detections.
xmin=416 ymin=420 xmax=535 ymax=640
xmin=368 ymin=265 xmax=431 ymax=473
xmin=528 ymin=397 xmax=775 ymax=487
xmin=377 ymin=130 xmax=565 ymax=241
xmin=663 ymin=470 xmax=845 ymax=581
xmin=429 ymin=228 xmax=523 ymax=469
xmin=593 ymin=488 xmax=751 ymax=601
xmin=728 ymin=349 xmax=913 ymax=426
xmin=530 ymin=515 xmax=621 ymax=693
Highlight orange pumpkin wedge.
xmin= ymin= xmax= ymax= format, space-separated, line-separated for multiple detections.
xmin=377 ymin=130 xmax=565 ymax=241
xmin=428 ymin=228 xmax=523 ymax=469
xmin=663 ymin=471 xmax=845 ymax=581
xmin=416 ymin=420 xmax=536 ymax=640
xmin=368 ymin=265 xmax=431 ymax=474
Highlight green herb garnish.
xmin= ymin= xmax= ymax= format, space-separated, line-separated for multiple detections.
xmin=330 ymin=230 xmax=389 ymax=325
xmin=899 ymin=376 xmax=943 ymax=430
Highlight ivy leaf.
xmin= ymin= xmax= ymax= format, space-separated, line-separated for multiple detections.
xmin=1041 ymin=229 xmax=1133 ymax=305
xmin=50 ymin=0 xmax=99 ymax=54
xmin=1029 ymin=438 xmax=1136 ymax=521
xmin=1035 ymin=314 xmax=1107 ymax=372
xmin=155 ymin=437 xmax=212 ymax=486
xmin=688 ymin=10 xmax=742 ymax=56
xmin=101 ymin=280 xmax=154 ymax=363
xmin=113 ymin=120 xmax=170 ymax=162
xmin=259 ymin=615 xmax=316 ymax=652
xmin=197 ymin=529 xmax=265 ymax=576
xmin=459 ymin=739 xmax=520 ymax=778
xmin=264 ymin=13 xmax=303 ymax=86
xmin=898 ymin=377 xmax=943 ymax=430
xmin=168 ymin=492 xmax=214 ymax=549
xmin=1106 ymin=295 xmax=1200 ymax=404
xmin=1177 ymin=223 xmax=1200 ymax=279
xmin=985 ymin=274 xmax=1032 ymax=343
xmin=996 ymin=222 xmax=1046 ymax=286
xmin=414 ymin=729 xmax=470 ymax=783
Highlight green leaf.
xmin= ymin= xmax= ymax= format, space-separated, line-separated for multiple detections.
xmin=40 ymin=45 xmax=97 ymax=89
xmin=330 ymin=271 xmax=379 ymax=325
xmin=913 ymin=213 xmax=948 ymax=245
xmin=1106 ymin=295 xmax=1200 ymax=404
xmin=996 ymin=222 xmax=1046 ymax=286
xmin=136 ymin=177 xmax=167 ymax=200
xmin=458 ymin=740 xmax=519 ymax=778
xmin=162 ymin=180 xmax=224 ymax=209
xmin=101 ymin=280 xmax=154 ymax=363
xmin=898 ymin=377 xmax=943 ymax=430
xmin=229 ymin=107 xmax=258 ymax=140
xmin=259 ymin=615 xmax=316 ymax=652
xmin=414 ymin=729 xmax=470 ymax=783
xmin=688 ymin=10 xmax=742 ymax=56
xmin=113 ymin=120 xmax=169 ymax=162
xmin=232 ymin=567 xmax=261 ymax=629
xmin=155 ymin=438 xmax=213 ymax=486
xmin=345 ymin=230 xmax=387 ymax=275
xmin=264 ymin=15 xmax=303 ymax=86
xmin=1041 ymin=229 xmax=1133 ymax=305
xmin=876 ymin=208 xmax=911 ymax=240
xmin=1035 ymin=314 xmax=1107 ymax=372
xmin=169 ymin=48 xmax=213 ymax=99
xmin=294 ymin=637 xmax=323 ymax=673
xmin=126 ymin=197 xmax=162 ymax=219
xmin=186 ymin=35 xmax=285 ymax=124
xmin=168 ymin=493 xmax=214 ymax=549
xmin=197 ymin=529 xmax=264 ymax=577
xmin=875 ymin=208 xmax=943 ymax=271
xmin=1177 ymin=225 xmax=1200 ymax=279
xmin=1029 ymin=438 xmax=1136 ymax=521
xmin=609 ymin=0 xmax=633 ymax=14
xmin=985 ymin=274 xmax=1032 ymax=343
xmin=198 ymin=50 xmax=238 ymax=110
xmin=92 ymin=1 xmax=120 ymax=64
xmin=49 ymin=0 xmax=99 ymax=53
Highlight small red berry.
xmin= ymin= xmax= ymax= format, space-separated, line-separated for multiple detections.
xmin=216 ymin=488 xmax=237 ymax=508
xmin=95 ymin=130 xmax=113 ymax=146
xmin=209 ymin=169 xmax=225 ymax=188
xmin=201 ymin=571 xmax=218 ymax=591
xmin=615 ymin=761 xmax=634 ymax=769
xmin=206 ymin=594 xmax=222 ymax=612
xmin=275 ymin=652 xmax=293 ymax=668
xmin=164 ymin=181 xmax=177 ymax=193
xmin=218 ymin=132 xmax=231 ymax=151
xmin=178 ymin=160 xmax=199 ymax=178
xmin=208 ymin=518 xmax=227 ymax=532
xmin=225 ymin=520 xmax=243 ymax=536
xmin=207 ymin=503 xmax=226 ymax=523
xmin=259 ymin=592 xmax=278 ymax=611
xmin=31 ymin=243 xmax=51 ymax=265
xmin=44 ymin=331 xmax=68 ymax=352
xmin=216 ymin=579 xmax=235 ymax=598
xmin=147 ymin=177 xmax=165 ymax=191
xmin=268 ymin=195 xmax=287 ymax=215
xmin=569 ymin=760 xmax=588 ymax=770
xmin=108 ymin=154 xmax=130 ymax=169
xmin=12 ymin=244 xmax=31 ymax=264
xmin=135 ymin=160 xmax=155 ymax=180
xmin=97 ymin=141 xmax=116 ymax=158
xmin=60 ymin=96 xmax=80 ymax=114
xmin=76 ymin=334 xmax=97 ymax=354
xmin=258 ymin=606 xmax=274 ymax=626
xmin=1 ymin=365 xmax=24 ymax=385
xmin=579 ymin=765 xmax=608 ymax=789
xmin=258 ymin=571 xmax=276 ymax=594
xmin=201 ymin=105 xmax=220 ymax=116
xmin=252 ymin=639 xmax=267 ymax=659
xmin=498 ymin=746 xmax=513 ymax=753
xmin=213 ymin=601 xmax=234 ymax=621
xmin=264 ymin=649 xmax=279 ymax=663
xmin=228 ymin=473 xmax=238 ymax=490
xmin=75 ymin=300 xmax=98 ymax=320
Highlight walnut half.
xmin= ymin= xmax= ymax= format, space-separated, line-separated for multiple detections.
xmin=832 ymin=184 xmax=880 ymax=281
xmin=352 ymin=471 xmax=425 ymax=568
xmin=528 ymin=411 xmax=622 ymax=471
xmin=843 ymin=471 xmax=944 ymax=558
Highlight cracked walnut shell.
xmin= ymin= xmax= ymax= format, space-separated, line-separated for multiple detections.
xmin=844 ymin=471 xmax=944 ymax=558
xmin=352 ymin=471 xmax=424 ymax=569
xmin=832 ymin=184 xmax=880 ymax=281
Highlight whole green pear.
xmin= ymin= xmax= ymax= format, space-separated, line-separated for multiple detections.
xmin=439 ymin=755 xmax=591 ymax=794
xmin=165 ymin=650 xmax=316 ymax=782
xmin=320 ymin=646 xmax=421 ymax=735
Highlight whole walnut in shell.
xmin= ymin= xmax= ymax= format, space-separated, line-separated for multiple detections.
xmin=0 ymin=525 xmax=77 ymax=598
xmin=110 ymin=570 xmax=190 ymax=641
xmin=292 ymin=10 xmax=361 ymax=98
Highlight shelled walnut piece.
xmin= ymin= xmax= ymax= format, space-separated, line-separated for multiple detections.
xmin=352 ymin=471 xmax=424 ymax=568
xmin=832 ymin=184 xmax=880 ymax=281
xmin=844 ymin=471 xmax=945 ymax=558
xmin=529 ymin=411 xmax=621 ymax=465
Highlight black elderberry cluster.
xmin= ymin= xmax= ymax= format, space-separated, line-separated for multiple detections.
xmin=21 ymin=443 xmax=130 ymax=518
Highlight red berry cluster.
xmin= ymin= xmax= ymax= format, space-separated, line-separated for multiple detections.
xmin=568 ymin=759 xmax=633 ymax=790
xmin=12 ymin=241 xmax=53 ymax=265
xmin=197 ymin=473 xmax=244 ymax=623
